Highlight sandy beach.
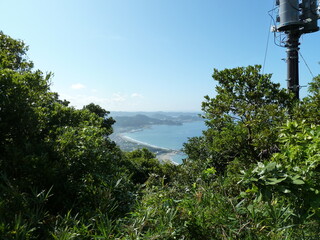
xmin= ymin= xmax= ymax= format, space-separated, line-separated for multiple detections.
xmin=120 ymin=135 xmax=172 ymax=151
xmin=110 ymin=132 xmax=182 ymax=164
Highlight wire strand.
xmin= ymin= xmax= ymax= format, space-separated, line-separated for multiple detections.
xmin=262 ymin=18 xmax=272 ymax=74
xmin=299 ymin=51 xmax=315 ymax=78
xmin=262 ymin=1 xmax=277 ymax=74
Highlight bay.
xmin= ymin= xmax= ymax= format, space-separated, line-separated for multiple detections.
xmin=124 ymin=121 xmax=206 ymax=164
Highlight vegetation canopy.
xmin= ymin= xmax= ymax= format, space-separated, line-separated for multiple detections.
xmin=1 ymin=31 xmax=319 ymax=239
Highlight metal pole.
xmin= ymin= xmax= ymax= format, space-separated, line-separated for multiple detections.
xmin=285 ymin=30 xmax=301 ymax=100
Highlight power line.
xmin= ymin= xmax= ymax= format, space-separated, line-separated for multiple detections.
xmin=299 ymin=50 xmax=315 ymax=78
xmin=262 ymin=1 xmax=276 ymax=74
xmin=262 ymin=16 xmax=272 ymax=74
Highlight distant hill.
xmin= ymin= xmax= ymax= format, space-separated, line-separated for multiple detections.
xmin=113 ymin=114 xmax=181 ymax=130
xmin=110 ymin=112 xmax=203 ymax=132
xmin=110 ymin=111 xmax=201 ymax=118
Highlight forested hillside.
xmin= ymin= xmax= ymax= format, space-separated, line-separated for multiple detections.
xmin=1 ymin=32 xmax=319 ymax=239
xmin=113 ymin=114 xmax=181 ymax=130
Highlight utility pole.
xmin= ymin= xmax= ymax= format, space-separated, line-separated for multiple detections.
xmin=275 ymin=0 xmax=319 ymax=100
xmin=286 ymin=30 xmax=301 ymax=99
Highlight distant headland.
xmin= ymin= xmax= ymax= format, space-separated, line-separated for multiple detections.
xmin=109 ymin=112 xmax=203 ymax=163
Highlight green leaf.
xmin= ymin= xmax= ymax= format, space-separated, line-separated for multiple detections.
xmin=292 ymin=179 xmax=304 ymax=185
xmin=265 ymin=177 xmax=286 ymax=185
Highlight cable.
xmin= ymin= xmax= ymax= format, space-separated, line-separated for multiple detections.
xmin=268 ymin=2 xmax=287 ymax=48
xmin=262 ymin=17 xmax=272 ymax=74
xmin=299 ymin=50 xmax=315 ymax=78
xmin=263 ymin=1 xmax=277 ymax=73
xmin=268 ymin=6 xmax=278 ymax=29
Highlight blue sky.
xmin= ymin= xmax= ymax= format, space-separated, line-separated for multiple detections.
xmin=1 ymin=0 xmax=319 ymax=111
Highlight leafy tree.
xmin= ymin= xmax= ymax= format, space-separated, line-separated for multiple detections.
xmin=0 ymin=31 xmax=34 ymax=71
xmin=83 ymin=103 xmax=115 ymax=133
xmin=125 ymin=148 xmax=177 ymax=184
xmin=122 ymin=72 xmax=320 ymax=239
xmin=0 ymin=31 xmax=134 ymax=238
xmin=293 ymin=75 xmax=320 ymax=124
xmin=184 ymin=65 xmax=293 ymax=173
xmin=3 ymin=30 xmax=319 ymax=239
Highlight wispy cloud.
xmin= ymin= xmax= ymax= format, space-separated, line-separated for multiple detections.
xmin=58 ymin=92 xmax=143 ymax=111
xmin=131 ymin=93 xmax=143 ymax=98
xmin=71 ymin=83 xmax=86 ymax=90
xmin=112 ymin=93 xmax=126 ymax=102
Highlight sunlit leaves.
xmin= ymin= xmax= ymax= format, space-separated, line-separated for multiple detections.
xmin=185 ymin=65 xmax=293 ymax=173
xmin=0 ymin=31 xmax=34 ymax=71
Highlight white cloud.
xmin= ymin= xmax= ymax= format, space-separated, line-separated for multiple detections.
xmin=57 ymin=91 xmax=148 ymax=111
xmin=131 ymin=93 xmax=143 ymax=98
xmin=71 ymin=83 xmax=86 ymax=90
xmin=112 ymin=93 xmax=126 ymax=102
xmin=58 ymin=92 xmax=128 ymax=110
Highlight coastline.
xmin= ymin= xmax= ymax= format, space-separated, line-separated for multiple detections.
xmin=120 ymin=135 xmax=172 ymax=151
xmin=110 ymin=132 xmax=182 ymax=164
xmin=110 ymin=120 xmax=205 ymax=165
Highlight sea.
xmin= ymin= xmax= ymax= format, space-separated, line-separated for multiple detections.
xmin=124 ymin=121 xmax=206 ymax=164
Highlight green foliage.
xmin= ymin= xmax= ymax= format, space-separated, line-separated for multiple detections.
xmin=2 ymin=31 xmax=320 ymax=239
xmin=122 ymin=69 xmax=320 ymax=239
xmin=125 ymin=148 xmax=178 ymax=184
xmin=122 ymin=175 xmax=315 ymax=239
xmin=120 ymin=179 xmax=182 ymax=239
xmin=293 ymin=75 xmax=320 ymax=124
xmin=0 ymin=31 xmax=134 ymax=238
xmin=50 ymin=211 xmax=122 ymax=239
xmin=241 ymin=120 xmax=320 ymax=222
xmin=0 ymin=178 xmax=52 ymax=239
xmin=184 ymin=65 xmax=293 ymax=174
xmin=0 ymin=31 xmax=34 ymax=71
xmin=83 ymin=103 xmax=115 ymax=134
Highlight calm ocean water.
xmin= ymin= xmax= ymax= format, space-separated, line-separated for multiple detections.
xmin=125 ymin=121 xmax=206 ymax=164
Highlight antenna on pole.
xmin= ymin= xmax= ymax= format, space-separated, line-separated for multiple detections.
xmin=274 ymin=0 xmax=319 ymax=100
